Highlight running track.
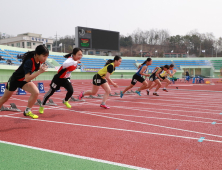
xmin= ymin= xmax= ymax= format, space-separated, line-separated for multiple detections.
xmin=0 ymin=79 xmax=222 ymax=170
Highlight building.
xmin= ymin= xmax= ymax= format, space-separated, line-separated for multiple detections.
xmin=0 ymin=33 xmax=53 ymax=51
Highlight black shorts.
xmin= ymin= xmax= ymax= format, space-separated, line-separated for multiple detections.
xmin=6 ymin=76 xmax=28 ymax=91
xmin=157 ymin=76 xmax=166 ymax=81
xmin=92 ymin=74 xmax=107 ymax=86
xmin=131 ymin=74 xmax=145 ymax=85
xmin=50 ymin=74 xmax=72 ymax=90
xmin=149 ymin=73 xmax=157 ymax=82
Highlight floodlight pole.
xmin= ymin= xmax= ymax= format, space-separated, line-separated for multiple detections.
xmin=141 ymin=43 xmax=142 ymax=57
xmin=55 ymin=32 xmax=58 ymax=52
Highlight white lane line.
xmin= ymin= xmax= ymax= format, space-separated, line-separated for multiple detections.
xmin=4 ymin=104 xmax=222 ymax=126
xmin=0 ymin=140 xmax=149 ymax=170
xmin=84 ymin=100 xmax=222 ymax=121
xmin=9 ymin=97 xmax=222 ymax=124
xmin=4 ymin=104 xmax=222 ymax=139
xmin=3 ymin=116 xmax=222 ymax=144
xmin=11 ymin=90 xmax=222 ymax=114
xmin=113 ymin=99 xmax=222 ymax=112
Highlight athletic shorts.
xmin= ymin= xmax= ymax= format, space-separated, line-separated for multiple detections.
xmin=92 ymin=74 xmax=107 ymax=86
xmin=149 ymin=73 xmax=157 ymax=82
xmin=6 ymin=76 xmax=28 ymax=91
xmin=131 ymin=74 xmax=145 ymax=85
xmin=158 ymin=76 xmax=166 ymax=80
xmin=50 ymin=74 xmax=71 ymax=90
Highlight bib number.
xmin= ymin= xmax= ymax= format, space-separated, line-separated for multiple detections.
xmin=94 ymin=79 xmax=101 ymax=84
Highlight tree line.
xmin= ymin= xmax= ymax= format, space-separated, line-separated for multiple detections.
xmin=120 ymin=29 xmax=222 ymax=57
xmin=51 ymin=29 xmax=222 ymax=57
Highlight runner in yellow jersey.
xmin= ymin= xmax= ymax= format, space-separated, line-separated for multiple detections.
xmin=78 ymin=56 xmax=122 ymax=109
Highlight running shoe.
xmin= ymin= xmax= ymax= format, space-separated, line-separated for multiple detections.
xmin=146 ymin=90 xmax=149 ymax=95
xmin=78 ymin=91 xmax=84 ymax=100
xmin=100 ymin=104 xmax=110 ymax=109
xmin=120 ymin=91 xmax=124 ymax=98
xmin=163 ymin=89 xmax=168 ymax=92
xmin=153 ymin=93 xmax=159 ymax=96
xmin=63 ymin=100 xmax=71 ymax=108
xmin=23 ymin=111 xmax=39 ymax=119
xmin=135 ymin=90 xmax=141 ymax=96
xmin=39 ymin=106 xmax=44 ymax=114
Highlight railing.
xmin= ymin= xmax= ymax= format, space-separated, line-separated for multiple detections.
xmin=0 ymin=74 xmax=133 ymax=83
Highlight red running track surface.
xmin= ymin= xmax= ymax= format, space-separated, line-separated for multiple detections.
xmin=0 ymin=78 xmax=222 ymax=170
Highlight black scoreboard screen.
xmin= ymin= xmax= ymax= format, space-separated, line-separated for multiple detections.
xmin=76 ymin=26 xmax=120 ymax=51
xmin=91 ymin=29 xmax=119 ymax=51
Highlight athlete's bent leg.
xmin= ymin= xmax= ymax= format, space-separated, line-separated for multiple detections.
xmin=137 ymin=80 xmax=148 ymax=92
xmin=153 ymin=79 xmax=162 ymax=93
xmin=0 ymin=89 xmax=14 ymax=108
xmin=22 ymin=82 xmax=39 ymax=108
xmin=122 ymin=84 xmax=134 ymax=94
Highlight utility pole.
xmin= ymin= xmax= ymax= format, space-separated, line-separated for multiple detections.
xmin=54 ymin=32 xmax=60 ymax=52
xmin=199 ymin=41 xmax=201 ymax=56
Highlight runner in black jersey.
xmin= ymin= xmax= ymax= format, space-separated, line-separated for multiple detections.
xmin=0 ymin=45 xmax=48 ymax=118
xmin=136 ymin=65 xmax=170 ymax=96
xmin=146 ymin=64 xmax=176 ymax=95
xmin=39 ymin=48 xmax=82 ymax=114
xmin=120 ymin=58 xmax=152 ymax=98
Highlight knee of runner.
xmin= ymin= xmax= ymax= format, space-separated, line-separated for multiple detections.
xmin=91 ymin=91 xmax=97 ymax=95
xmin=130 ymin=84 xmax=134 ymax=88
xmin=68 ymin=89 xmax=74 ymax=95
xmin=33 ymin=89 xmax=39 ymax=96
xmin=106 ymin=89 xmax=111 ymax=94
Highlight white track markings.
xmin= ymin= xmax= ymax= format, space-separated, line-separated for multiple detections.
xmin=7 ymin=97 xmax=222 ymax=124
xmin=3 ymin=102 xmax=222 ymax=140
xmin=3 ymin=115 xmax=222 ymax=144
xmin=10 ymin=90 xmax=222 ymax=114
xmin=0 ymin=87 xmax=221 ymax=145
xmin=0 ymin=140 xmax=149 ymax=170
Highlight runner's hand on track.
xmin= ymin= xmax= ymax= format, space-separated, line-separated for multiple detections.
xmin=113 ymin=83 xmax=118 ymax=88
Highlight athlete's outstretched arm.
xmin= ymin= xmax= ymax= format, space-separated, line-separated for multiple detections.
xmin=155 ymin=69 xmax=163 ymax=81
xmin=166 ymin=69 xmax=177 ymax=77
xmin=106 ymin=72 xmax=118 ymax=88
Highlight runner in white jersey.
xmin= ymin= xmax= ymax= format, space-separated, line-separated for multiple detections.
xmin=39 ymin=48 xmax=82 ymax=114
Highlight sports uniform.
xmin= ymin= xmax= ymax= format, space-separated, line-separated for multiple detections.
xmin=149 ymin=67 xmax=164 ymax=81
xmin=6 ymin=57 xmax=41 ymax=91
xmin=41 ymin=56 xmax=78 ymax=108
xmin=92 ymin=63 xmax=115 ymax=86
xmin=131 ymin=64 xmax=148 ymax=85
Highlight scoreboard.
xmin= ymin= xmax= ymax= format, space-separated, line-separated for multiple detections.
xmin=75 ymin=26 xmax=119 ymax=51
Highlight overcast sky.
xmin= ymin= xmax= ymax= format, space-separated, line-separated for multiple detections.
xmin=0 ymin=0 xmax=222 ymax=39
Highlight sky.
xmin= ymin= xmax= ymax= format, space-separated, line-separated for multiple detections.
xmin=1 ymin=0 xmax=222 ymax=39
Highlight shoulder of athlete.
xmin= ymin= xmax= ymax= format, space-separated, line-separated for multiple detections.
xmin=63 ymin=58 xmax=78 ymax=67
